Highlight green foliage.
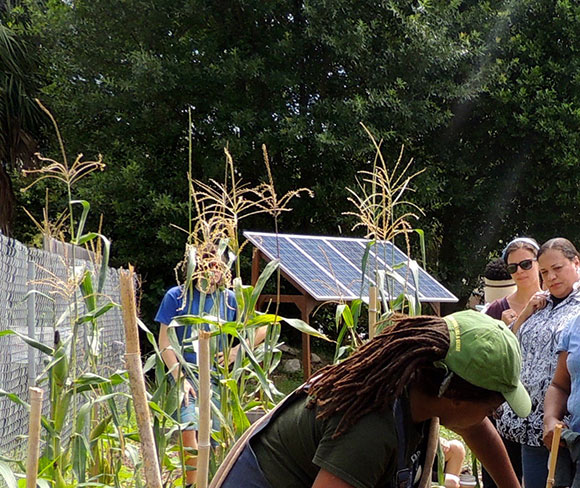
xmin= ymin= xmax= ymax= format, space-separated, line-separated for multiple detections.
xmin=7 ymin=0 xmax=580 ymax=314
xmin=0 ymin=104 xmax=136 ymax=486
xmin=14 ymin=0 xmax=502 ymax=317
xmin=416 ymin=0 xmax=580 ymax=300
xmin=0 ymin=2 xmax=45 ymax=234
xmin=140 ymin=253 xmax=329 ymax=485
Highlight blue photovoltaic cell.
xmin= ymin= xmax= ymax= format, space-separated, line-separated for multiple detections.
xmin=244 ymin=232 xmax=457 ymax=302
xmin=249 ymin=234 xmax=348 ymax=299
xmin=371 ymin=241 xmax=456 ymax=301
xmin=291 ymin=238 xmax=363 ymax=298
xmin=329 ymin=240 xmax=407 ymax=298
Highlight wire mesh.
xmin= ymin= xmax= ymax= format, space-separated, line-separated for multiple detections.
xmin=0 ymin=233 xmax=127 ymax=459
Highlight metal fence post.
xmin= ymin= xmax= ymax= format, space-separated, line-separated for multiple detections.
xmin=27 ymin=260 xmax=36 ymax=385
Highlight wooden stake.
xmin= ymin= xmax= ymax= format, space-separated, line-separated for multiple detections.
xmin=369 ymin=285 xmax=378 ymax=339
xmin=546 ymin=423 xmax=563 ymax=488
xmin=120 ymin=266 xmax=162 ymax=488
xmin=196 ymin=330 xmax=212 ymax=488
xmin=26 ymin=387 xmax=43 ymax=488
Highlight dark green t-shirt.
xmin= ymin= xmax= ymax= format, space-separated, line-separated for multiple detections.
xmin=251 ymin=393 xmax=426 ymax=488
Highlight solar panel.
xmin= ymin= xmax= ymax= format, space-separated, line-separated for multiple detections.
xmin=244 ymin=231 xmax=458 ymax=303
xmin=245 ymin=233 xmax=352 ymax=300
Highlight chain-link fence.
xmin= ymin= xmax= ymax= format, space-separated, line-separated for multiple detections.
xmin=0 ymin=233 xmax=126 ymax=457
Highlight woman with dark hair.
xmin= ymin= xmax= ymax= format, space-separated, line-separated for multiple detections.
xmin=485 ymin=237 xmax=541 ymax=325
xmin=482 ymin=238 xmax=541 ymax=488
xmin=497 ymin=238 xmax=580 ymax=488
xmin=210 ymin=311 xmax=530 ymax=488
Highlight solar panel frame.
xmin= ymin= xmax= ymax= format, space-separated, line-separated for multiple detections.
xmin=244 ymin=231 xmax=458 ymax=303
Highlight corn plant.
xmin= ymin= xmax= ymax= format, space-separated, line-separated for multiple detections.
xmin=141 ymin=126 xmax=325 ymax=485
xmin=0 ymin=101 xmax=133 ymax=487
xmin=334 ymin=127 xmax=427 ymax=359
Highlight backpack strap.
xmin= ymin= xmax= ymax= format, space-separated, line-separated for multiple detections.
xmin=394 ymin=398 xmax=413 ymax=488
xmin=393 ymin=401 xmax=439 ymax=488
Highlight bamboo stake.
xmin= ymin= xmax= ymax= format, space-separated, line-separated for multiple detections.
xmin=196 ymin=330 xmax=212 ymax=488
xmin=120 ymin=266 xmax=162 ymax=488
xmin=369 ymin=285 xmax=378 ymax=339
xmin=546 ymin=423 xmax=563 ymax=488
xmin=26 ymin=387 xmax=43 ymax=488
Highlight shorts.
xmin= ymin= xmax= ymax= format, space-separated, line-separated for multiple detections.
xmin=171 ymin=377 xmax=221 ymax=433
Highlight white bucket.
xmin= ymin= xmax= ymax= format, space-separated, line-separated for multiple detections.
xmin=484 ymin=278 xmax=516 ymax=303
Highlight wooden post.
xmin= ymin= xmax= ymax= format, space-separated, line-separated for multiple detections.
xmin=301 ymin=297 xmax=311 ymax=380
xmin=26 ymin=387 xmax=43 ymax=488
xmin=429 ymin=302 xmax=441 ymax=317
xmin=251 ymin=248 xmax=261 ymax=285
xmin=546 ymin=423 xmax=563 ymax=488
xmin=120 ymin=266 xmax=163 ymax=488
xmin=369 ymin=285 xmax=378 ymax=339
xmin=196 ymin=331 xmax=212 ymax=488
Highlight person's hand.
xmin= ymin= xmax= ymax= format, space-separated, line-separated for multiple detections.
xmin=501 ymin=308 xmax=518 ymax=325
xmin=543 ymin=416 xmax=565 ymax=449
xmin=520 ymin=292 xmax=548 ymax=322
xmin=182 ymin=379 xmax=196 ymax=406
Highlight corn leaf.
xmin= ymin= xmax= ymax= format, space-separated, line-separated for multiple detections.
xmin=138 ymin=318 xmax=162 ymax=356
xmin=0 ymin=461 xmax=17 ymax=488
xmin=0 ymin=330 xmax=53 ymax=355
xmin=169 ymin=315 xmax=222 ymax=328
xmin=96 ymin=234 xmax=111 ymax=293
xmin=222 ymin=379 xmax=250 ymax=436
xmin=236 ymin=335 xmax=275 ymax=402
xmin=76 ymin=301 xmax=116 ymax=324
xmin=70 ymin=199 xmax=91 ymax=244
xmin=407 ymin=259 xmax=421 ymax=315
xmin=75 ymin=232 xmax=98 ymax=246
xmin=80 ymin=270 xmax=97 ymax=312
xmin=248 ymin=259 xmax=279 ymax=313
xmin=360 ymin=240 xmax=375 ymax=296
xmin=71 ymin=432 xmax=90 ymax=483
xmin=281 ymin=318 xmax=330 ymax=341
xmin=36 ymin=479 xmax=51 ymax=488
xmin=415 ymin=228 xmax=426 ymax=268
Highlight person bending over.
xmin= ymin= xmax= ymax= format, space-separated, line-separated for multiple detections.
xmin=211 ymin=310 xmax=531 ymax=488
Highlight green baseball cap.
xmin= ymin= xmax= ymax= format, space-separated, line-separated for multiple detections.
xmin=441 ymin=310 xmax=531 ymax=418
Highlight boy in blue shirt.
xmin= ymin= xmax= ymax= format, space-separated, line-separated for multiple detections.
xmin=156 ymin=246 xmax=241 ymax=486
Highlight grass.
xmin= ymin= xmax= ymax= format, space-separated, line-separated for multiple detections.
xmin=271 ymin=339 xmax=334 ymax=394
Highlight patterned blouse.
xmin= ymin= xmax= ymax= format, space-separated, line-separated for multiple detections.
xmin=497 ymin=287 xmax=580 ymax=447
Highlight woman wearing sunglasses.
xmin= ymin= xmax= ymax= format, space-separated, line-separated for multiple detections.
xmin=482 ymin=238 xmax=541 ymax=488
xmin=484 ymin=237 xmax=542 ymax=326
xmin=497 ymin=238 xmax=580 ymax=488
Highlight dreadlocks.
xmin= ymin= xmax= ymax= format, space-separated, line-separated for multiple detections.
xmin=306 ymin=314 xmax=450 ymax=438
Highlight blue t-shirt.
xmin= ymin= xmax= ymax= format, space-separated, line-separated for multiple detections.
xmin=558 ymin=315 xmax=580 ymax=432
xmin=154 ymin=285 xmax=237 ymax=364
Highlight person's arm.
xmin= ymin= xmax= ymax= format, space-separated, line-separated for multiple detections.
xmin=312 ymin=469 xmax=355 ymax=488
xmin=511 ymin=292 xmax=547 ymax=334
xmin=455 ymin=418 xmax=520 ymax=488
xmin=543 ymin=352 xmax=570 ymax=448
xmin=159 ymin=323 xmax=196 ymax=402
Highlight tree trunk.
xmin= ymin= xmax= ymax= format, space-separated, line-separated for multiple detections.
xmin=0 ymin=163 xmax=15 ymax=236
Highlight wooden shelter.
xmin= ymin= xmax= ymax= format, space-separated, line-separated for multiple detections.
xmin=246 ymin=231 xmax=458 ymax=379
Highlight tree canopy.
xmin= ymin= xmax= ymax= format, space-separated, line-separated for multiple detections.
xmin=9 ymin=0 xmax=580 ymax=316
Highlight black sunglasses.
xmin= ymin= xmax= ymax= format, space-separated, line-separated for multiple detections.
xmin=506 ymin=258 xmax=537 ymax=274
